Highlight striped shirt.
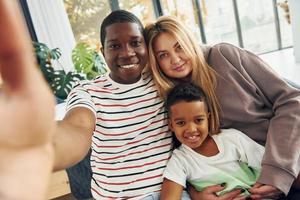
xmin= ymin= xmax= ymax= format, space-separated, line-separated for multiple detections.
xmin=66 ymin=73 xmax=173 ymax=199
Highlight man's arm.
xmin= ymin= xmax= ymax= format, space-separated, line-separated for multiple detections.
xmin=53 ymin=107 xmax=95 ymax=171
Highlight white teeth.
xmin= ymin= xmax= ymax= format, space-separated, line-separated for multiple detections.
xmin=188 ymin=136 xmax=197 ymax=140
xmin=120 ymin=64 xmax=135 ymax=69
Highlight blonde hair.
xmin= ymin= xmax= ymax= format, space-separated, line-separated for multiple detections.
xmin=145 ymin=16 xmax=220 ymax=134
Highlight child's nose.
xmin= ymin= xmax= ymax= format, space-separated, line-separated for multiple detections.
xmin=187 ymin=123 xmax=197 ymax=132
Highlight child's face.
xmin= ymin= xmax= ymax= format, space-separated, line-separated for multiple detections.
xmin=153 ymin=32 xmax=192 ymax=80
xmin=102 ymin=22 xmax=148 ymax=84
xmin=169 ymin=100 xmax=210 ymax=151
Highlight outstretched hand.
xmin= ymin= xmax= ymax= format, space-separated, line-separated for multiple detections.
xmin=0 ymin=1 xmax=56 ymax=199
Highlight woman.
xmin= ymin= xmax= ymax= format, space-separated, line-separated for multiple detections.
xmin=145 ymin=16 xmax=300 ymax=200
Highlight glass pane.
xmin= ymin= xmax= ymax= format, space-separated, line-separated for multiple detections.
xmin=237 ymin=0 xmax=277 ymax=53
xmin=118 ymin=0 xmax=156 ymax=25
xmin=201 ymin=0 xmax=239 ymax=46
xmin=63 ymin=0 xmax=111 ymax=45
xmin=277 ymin=1 xmax=293 ymax=48
xmin=161 ymin=0 xmax=202 ymax=44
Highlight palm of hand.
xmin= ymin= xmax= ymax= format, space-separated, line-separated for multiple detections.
xmin=0 ymin=80 xmax=55 ymax=150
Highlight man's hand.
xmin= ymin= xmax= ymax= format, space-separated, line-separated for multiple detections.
xmin=0 ymin=1 xmax=56 ymax=199
xmin=189 ymin=184 xmax=245 ymax=200
xmin=248 ymin=182 xmax=284 ymax=200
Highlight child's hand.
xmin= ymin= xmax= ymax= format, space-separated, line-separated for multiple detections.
xmin=0 ymin=1 xmax=56 ymax=199
xmin=248 ymin=182 xmax=284 ymax=200
xmin=189 ymin=184 xmax=244 ymax=200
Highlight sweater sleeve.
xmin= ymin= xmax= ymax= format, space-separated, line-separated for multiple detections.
xmin=211 ymin=43 xmax=300 ymax=195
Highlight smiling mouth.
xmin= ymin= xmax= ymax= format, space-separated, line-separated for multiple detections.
xmin=120 ymin=64 xmax=138 ymax=69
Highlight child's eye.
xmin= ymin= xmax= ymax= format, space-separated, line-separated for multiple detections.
xmin=195 ymin=118 xmax=204 ymax=123
xmin=175 ymin=121 xmax=185 ymax=126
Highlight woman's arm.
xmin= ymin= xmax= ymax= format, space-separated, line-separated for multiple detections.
xmin=160 ymin=178 xmax=184 ymax=200
xmin=209 ymin=43 xmax=300 ymax=195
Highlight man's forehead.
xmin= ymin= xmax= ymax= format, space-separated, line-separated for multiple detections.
xmin=104 ymin=22 xmax=143 ymax=41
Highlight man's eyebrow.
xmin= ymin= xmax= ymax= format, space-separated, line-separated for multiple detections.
xmin=106 ymin=39 xmax=118 ymax=43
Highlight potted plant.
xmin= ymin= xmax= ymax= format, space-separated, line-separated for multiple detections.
xmin=33 ymin=42 xmax=107 ymax=100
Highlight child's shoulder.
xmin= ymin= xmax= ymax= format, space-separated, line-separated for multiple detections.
xmin=216 ymin=128 xmax=250 ymax=141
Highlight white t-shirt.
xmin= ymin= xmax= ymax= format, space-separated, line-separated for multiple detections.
xmin=163 ymin=128 xmax=264 ymax=196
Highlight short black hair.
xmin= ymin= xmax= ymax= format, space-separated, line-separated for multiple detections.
xmin=100 ymin=10 xmax=145 ymax=47
xmin=166 ymin=82 xmax=209 ymax=114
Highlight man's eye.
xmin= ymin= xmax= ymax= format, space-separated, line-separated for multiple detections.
xmin=109 ymin=44 xmax=120 ymax=49
xmin=131 ymin=41 xmax=142 ymax=47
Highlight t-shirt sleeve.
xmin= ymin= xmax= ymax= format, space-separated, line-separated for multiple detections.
xmin=66 ymin=82 xmax=97 ymax=118
xmin=163 ymin=149 xmax=188 ymax=188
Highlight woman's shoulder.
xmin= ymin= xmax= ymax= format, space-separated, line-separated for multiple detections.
xmin=202 ymin=42 xmax=243 ymax=59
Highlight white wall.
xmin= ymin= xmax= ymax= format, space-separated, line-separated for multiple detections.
xmin=289 ymin=0 xmax=300 ymax=62
xmin=27 ymin=0 xmax=75 ymax=71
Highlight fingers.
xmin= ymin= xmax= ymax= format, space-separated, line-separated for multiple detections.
xmin=219 ymin=189 xmax=243 ymax=200
xmin=249 ymin=183 xmax=283 ymax=200
xmin=0 ymin=1 xmax=37 ymax=92
xmin=203 ymin=183 xmax=226 ymax=194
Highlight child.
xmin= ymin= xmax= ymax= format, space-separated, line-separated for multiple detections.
xmin=161 ymin=82 xmax=274 ymax=199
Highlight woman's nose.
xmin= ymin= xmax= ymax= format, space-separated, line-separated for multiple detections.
xmin=170 ymin=53 xmax=181 ymax=65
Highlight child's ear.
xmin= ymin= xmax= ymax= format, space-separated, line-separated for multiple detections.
xmin=168 ymin=119 xmax=174 ymax=131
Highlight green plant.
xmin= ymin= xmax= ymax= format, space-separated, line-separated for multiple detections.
xmin=33 ymin=42 xmax=84 ymax=100
xmin=72 ymin=42 xmax=107 ymax=80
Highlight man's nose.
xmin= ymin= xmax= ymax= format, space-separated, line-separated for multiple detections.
xmin=120 ymin=44 xmax=135 ymax=57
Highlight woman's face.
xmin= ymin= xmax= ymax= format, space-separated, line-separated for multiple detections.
xmin=153 ymin=32 xmax=192 ymax=79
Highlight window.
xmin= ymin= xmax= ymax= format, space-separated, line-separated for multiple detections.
xmin=64 ymin=0 xmax=111 ymax=45
xmin=200 ymin=0 xmax=239 ymax=46
xmin=161 ymin=0 xmax=203 ymax=43
xmin=118 ymin=0 xmax=156 ymax=25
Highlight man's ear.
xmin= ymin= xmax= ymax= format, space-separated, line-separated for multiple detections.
xmin=100 ymin=46 xmax=105 ymax=57
xmin=168 ymin=119 xmax=174 ymax=132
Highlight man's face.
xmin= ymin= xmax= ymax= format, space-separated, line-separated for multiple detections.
xmin=102 ymin=22 xmax=148 ymax=84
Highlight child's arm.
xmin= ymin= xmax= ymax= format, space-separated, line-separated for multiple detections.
xmin=160 ymin=178 xmax=184 ymax=200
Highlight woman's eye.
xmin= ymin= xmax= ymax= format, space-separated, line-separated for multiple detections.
xmin=158 ymin=53 xmax=167 ymax=59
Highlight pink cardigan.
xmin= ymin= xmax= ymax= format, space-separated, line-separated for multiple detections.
xmin=203 ymin=43 xmax=300 ymax=194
